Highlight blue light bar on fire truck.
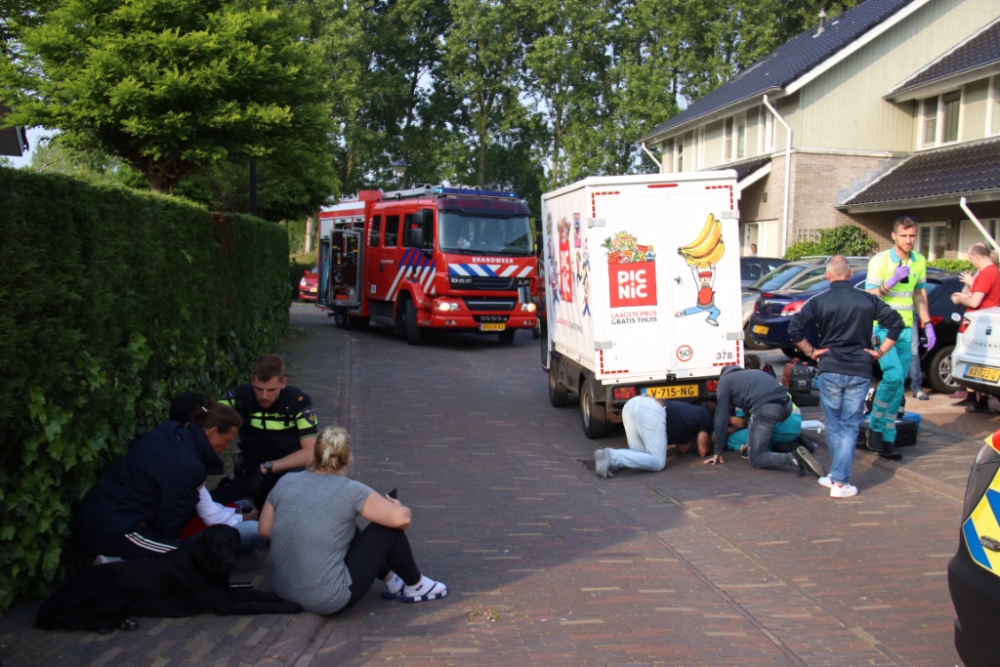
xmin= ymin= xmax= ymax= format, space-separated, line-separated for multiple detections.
xmin=431 ymin=186 xmax=518 ymax=198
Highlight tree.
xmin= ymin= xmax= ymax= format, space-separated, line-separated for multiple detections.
xmin=26 ymin=134 xmax=149 ymax=189
xmin=442 ymin=0 xmax=535 ymax=187
xmin=2 ymin=0 xmax=333 ymax=194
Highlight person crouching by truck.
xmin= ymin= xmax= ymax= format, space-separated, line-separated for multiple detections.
xmin=594 ymin=399 xmax=714 ymax=478
xmin=706 ymin=366 xmax=826 ymax=479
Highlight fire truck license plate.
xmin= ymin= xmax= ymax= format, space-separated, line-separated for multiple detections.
xmin=480 ymin=323 xmax=506 ymax=332
xmin=966 ymin=365 xmax=1000 ymax=383
xmin=643 ymin=385 xmax=699 ymax=399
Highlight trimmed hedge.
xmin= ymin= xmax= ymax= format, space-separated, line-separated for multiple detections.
xmin=0 ymin=167 xmax=290 ymax=612
xmin=928 ymin=258 xmax=974 ymax=273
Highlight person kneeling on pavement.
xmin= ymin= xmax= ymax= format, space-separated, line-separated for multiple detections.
xmin=260 ymin=426 xmax=448 ymax=614
xmin=707 ymin=365 xmax=825 ymax=478
xmin=594 ymin=398 xmax=713 ymax=478
xmin=726 ymin=400 xmax=808 ymax=458
xmin=73 ymin=401 xmax=244 ymax=561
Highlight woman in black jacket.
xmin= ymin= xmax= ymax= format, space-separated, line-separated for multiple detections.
xmin=73 ymin=401 xmax=242 ymax=560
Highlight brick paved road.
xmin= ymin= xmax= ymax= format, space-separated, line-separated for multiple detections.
xmin=0 ymin=305 xmax=968 ymax=666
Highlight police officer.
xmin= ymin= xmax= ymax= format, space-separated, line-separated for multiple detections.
xmin=211 ymin=354 xmax=319 ymax=507
xmin=865 ymin=217 xmax=935 ymax=459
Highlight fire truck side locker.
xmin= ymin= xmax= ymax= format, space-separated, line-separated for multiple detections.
xmin=540 ymin=172 xmax=742 ymax=439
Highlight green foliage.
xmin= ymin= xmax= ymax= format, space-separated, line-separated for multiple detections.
xmin=27 ymin=135 xmax=149 ymax=190
xmin=928 ymin=258 xmax=974 ymax=273
xmin=784 ymin=226 xmax=877 ymax=260
xmin=0 ymin=166 xmax=290 ymax=613
xmin=3 ymin=0 xmax=333 ymax=194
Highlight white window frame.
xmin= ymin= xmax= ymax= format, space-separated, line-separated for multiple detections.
xmin=694 ymin=127 xmax=705 ymax=170
xmin=916 ymin=221 xmax=949 ymax=260
xmin=919 ymin=88 xmax=964 ymax=149
xmin=722 ymin=112 xmax=746 ymax=163
xmin=987 ymin=75 xmax=999 ymax=138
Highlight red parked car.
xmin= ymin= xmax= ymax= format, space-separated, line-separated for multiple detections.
xmin=298 ymin=267 xmax=319 ymax=301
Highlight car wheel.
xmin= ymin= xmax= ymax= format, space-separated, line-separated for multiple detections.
xmin=405 ymin=298 xmax=422 ymax=346
xmin=548 ymin=364 xmax=568 ymax=407
xmin=744 ymin=322 xmax=770 ymax=350
xmin=929 ymin=345 xmax=958 ymax=394
xmin=580 ymin=376 xmax=607 ymax=439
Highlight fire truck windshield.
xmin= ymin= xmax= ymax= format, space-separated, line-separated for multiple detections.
xmin=438 ymin=213 xmax=534 ymax=256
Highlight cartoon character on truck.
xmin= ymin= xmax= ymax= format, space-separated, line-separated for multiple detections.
xmin=675 ymin=214 xmax=724 ymax=327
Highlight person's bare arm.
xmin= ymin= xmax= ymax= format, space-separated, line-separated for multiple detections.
xmin=263 ymin=436 xmax=317 ymax=475
xmin=952 ymin=291 xmax=985 ymax=309
xmin=258 ymin=501 xmax=274 ymax=539
xmin=696 ymin=431 xmax=711 ymax=457
xmin=913 ymin=287 xmax=931 ymax=326
xmin=360 ymin=491 xmax=411 ymax=530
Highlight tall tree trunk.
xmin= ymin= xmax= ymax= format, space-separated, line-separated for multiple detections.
xmin=304 ymin=215 xmax=315 ymax=253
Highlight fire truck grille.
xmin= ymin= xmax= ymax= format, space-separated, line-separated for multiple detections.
xmin=462 ymin=298 xmax=516 ymax=311
xmin=473 ymin=315 xmax=510 ymax=323
xmin=471 ymin=277 xmax=514 ymax=290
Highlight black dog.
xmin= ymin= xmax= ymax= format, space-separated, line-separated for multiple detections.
xmin=36 ymin=525 xmax=301 ymax=633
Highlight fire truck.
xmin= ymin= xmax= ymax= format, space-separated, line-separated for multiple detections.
xmin=316 ymin=185 xmax=538 ymax=345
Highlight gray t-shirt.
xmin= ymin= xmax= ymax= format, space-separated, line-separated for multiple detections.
xmin=267 ymin=471 xmax=373 ymax=614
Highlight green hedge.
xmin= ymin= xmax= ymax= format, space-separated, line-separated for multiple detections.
xmin=0 ymin=167 xmax=290 ymax=612
xmin=928 ymin=258 xmax=974 ymax=273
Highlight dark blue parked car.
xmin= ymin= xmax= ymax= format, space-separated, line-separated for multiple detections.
xmin=748 ymin=268 xmax=965 ymax=393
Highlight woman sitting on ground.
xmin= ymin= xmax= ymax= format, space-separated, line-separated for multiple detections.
xmin=259 ymin=426 xmax=447 ymax=614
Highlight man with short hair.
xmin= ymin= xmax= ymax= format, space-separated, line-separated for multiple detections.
xmin=211 ymin=354 xmax=319 ymax=506
xmin=951 ymin=243 xmax=1000 ymax=413
xmin=865 ymin=218 xmax=934 ymax=459
xmin=706 ymin=366 xmax=825 ymax=479
xmin=594 ymin=398 xmax=713 ymax=478
xmin=790 ymin=255 xmax=904 ymax=497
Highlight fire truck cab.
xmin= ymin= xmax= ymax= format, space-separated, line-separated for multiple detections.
xmin=317 ymin=185 xmax=538 ymax=345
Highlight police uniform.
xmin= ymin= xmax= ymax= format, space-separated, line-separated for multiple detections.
xmin=866 ymin=247 xmax=927 ymax=447
xmin=211 ymin=384 xmax=319 ymax=506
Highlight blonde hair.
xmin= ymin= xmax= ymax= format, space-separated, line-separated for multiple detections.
xmin=309 ymin=426 xmax=351 ymax=475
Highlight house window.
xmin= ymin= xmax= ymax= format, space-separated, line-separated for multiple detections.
xmin=959 ymin=218 xmax=999 ymax=257
xmin=921 ymin=89 xmax=962 ymax=147
xmin=916 ymin=222 xmax=948 ymax=260
xmin=989 ymin=75 xmax=999 ymax=137
xmin=723 ymin=112 xmax=747 ymax=162
xmin=760 ymin=108 xmax=775 ymax=153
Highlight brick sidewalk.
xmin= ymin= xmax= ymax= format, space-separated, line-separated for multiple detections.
xmin=0 ymin=305 xmax=969 ymax=666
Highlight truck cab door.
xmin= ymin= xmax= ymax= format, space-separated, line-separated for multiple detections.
xmin=365 ymin=215 xmax=392 ymax=302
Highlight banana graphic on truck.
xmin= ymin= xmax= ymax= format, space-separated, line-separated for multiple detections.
xmin=675 ymin=214 xmax=724 ymax=327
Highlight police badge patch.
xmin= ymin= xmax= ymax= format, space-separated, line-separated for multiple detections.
xmin=302 ymin=406 xmax=318 ymax=425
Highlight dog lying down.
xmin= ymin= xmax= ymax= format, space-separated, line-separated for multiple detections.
xmin=36 ymin=525 xmax=302 ymax=633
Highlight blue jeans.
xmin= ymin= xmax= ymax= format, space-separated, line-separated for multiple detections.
xmin=871 ymin=327 xmax=912 ymax=443
xmin=615 ymin=396 xmax=667 ymax=471
xmin=818 ymin=373 xmax=870 ymax=484
xmin=908 ymin=329 xmax=923 ymax=394
xmin=746 ymin=400 xmax=796 ymax=469
xmin=235 ymin=520 xmax=263 ymax=552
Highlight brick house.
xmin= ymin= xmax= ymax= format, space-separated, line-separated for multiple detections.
xmin=638 ymin=0 xmax=1000 ymax=260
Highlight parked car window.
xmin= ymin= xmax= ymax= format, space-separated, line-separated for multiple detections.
xmin=750 ymin=264 xmax=810 ymax=291
xmin=742 ymin=259 xmax=763 ymax=281
xmin=763 ymin=259 xmax=786 ymax=272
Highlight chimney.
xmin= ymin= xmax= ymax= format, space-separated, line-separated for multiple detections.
xmin=817 ymin=8 xmax=827 ymax=34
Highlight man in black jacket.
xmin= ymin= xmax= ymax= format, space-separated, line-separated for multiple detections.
xmin=707 ymin=366 xmax=825 ymax=478
xmin=789 ymin=255 xmax=904 ymax=497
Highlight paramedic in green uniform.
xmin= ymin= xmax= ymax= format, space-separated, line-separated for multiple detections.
xmin=865 ymin=217 xmax=935 ymax=460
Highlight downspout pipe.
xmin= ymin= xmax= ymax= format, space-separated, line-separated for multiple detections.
xmin=762 ymin=95 xmax=792 ymax=254
xmin=641 ymin=142 xmax=662 ymax=172
xmin=961 ymin=197 xmax=1000 ymax=255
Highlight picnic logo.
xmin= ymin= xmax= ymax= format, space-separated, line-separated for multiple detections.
xmin=603 ymin=231 xmax=657 ymax=308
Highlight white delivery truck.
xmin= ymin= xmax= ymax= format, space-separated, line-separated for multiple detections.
xmin=540 ymin=171 xmax=743 ymax=438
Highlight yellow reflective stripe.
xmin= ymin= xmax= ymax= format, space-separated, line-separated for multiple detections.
xmin=889 ymin=303 xmax=914 ymax=311
xmin=969 ymin=471 xmax=1000 ymax=572
xmin=296 ymin=416 xmax=316 ymax=431
xmin=248 ymin=417 xmax=297 ymax=431
xmin=219 ymin=398 xmax=236 ymax=408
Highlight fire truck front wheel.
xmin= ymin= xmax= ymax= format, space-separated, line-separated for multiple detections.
xmin=405 ymin=298 xmax=422 ymax=346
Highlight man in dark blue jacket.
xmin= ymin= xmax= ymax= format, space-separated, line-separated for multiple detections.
xmin=789 ymin=255 xmax=904 ymax=497
xmin=73 ymin=404 xmax=241 ymax=560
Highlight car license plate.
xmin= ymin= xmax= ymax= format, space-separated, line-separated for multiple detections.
xmin=480 ymin=323 xmax=506 ymax=332
xmin=965 ymin=365 xmax=1000 ymax=383
xmin=752 ymin=324 xmax=769 ymax=335
xmin=309 ymin=288 xmax=317 ymax=293
xmin=643 ymin=384 xmax=699 ymax=399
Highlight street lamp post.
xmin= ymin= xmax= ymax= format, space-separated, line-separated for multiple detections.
xmin=389 ymin=158 xmax=408 ymax=188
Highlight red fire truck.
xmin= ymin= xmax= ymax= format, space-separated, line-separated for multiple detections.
xmin=316 ymin=185 xmax=538 ymax=345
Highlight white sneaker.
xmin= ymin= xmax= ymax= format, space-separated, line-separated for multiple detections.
xmin=830 ymin=482 xmax=859 ymax=498
xmin=818 ymin=475 xmax=833 ymax=489
xmin=400 ymin=576 xmax=448 ymax=603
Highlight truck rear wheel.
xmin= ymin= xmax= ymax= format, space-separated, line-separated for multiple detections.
xmin=580 ymin=376 xmax=607 ymax=439
xmin=405 ymin=298 xmax=422 ymax=346
xmin=332 ymin=309 xmax=349 ymax=329
xmin=498 ymin=329 xmax=515 ymax=345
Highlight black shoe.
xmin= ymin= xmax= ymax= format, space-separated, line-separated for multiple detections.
xmin=795 ymin=436 xmax=817 ymax=454
xmin=880 ymin=438 xmax=902 ymax=460
xmin=794 ymin=445 xmax=826 ymax=478
xmin=865 ymin=429 xmax=884 ymax=454
xmin=954 ymin=396 xmax=978 ymax=407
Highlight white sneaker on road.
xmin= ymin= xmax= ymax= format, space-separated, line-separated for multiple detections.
xmin=818 ymin=475 xmax=833 ymax=489
xmin=830 ymin=482 xmax=859 ymax=498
